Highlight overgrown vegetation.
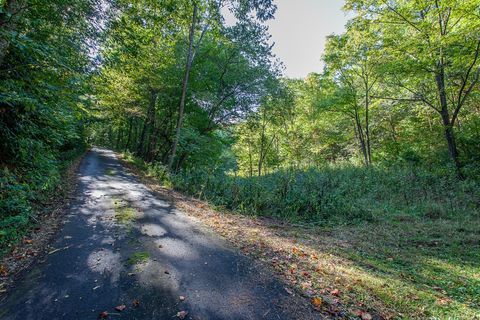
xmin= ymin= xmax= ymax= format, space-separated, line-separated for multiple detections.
xmin=108 ymin=1 xmax=480 ymax=317
xmin=0 ymin=0 xmax=99 ymax=255
xmin=1 ymin=0 xmax=479 ymax=318
xmin=173 ymin=166 xmax=480 ymax=223
xmin=123 ymin=154 xmax=480 ymax=319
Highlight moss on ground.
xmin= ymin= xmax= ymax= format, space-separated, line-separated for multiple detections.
xmin=113 ymin=198 xmax=137 ymax=224
xmin=127 ymin=251 xmax=149 ymax=265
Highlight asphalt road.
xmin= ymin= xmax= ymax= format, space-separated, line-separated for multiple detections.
xmin=0 ymin=148 xmax=322 ymax=320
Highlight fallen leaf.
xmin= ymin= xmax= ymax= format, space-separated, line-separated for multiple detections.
xmin=114 ymin=305 xmax=126 ymax=311
xmin=24 ymin=239 xmax=33 ymax=244
xmin=132 ymin=299 xmax=140 ymax=307
xmin=98 ymin=311 xmax=109 ymax=319
xmin=311 ymin=296 xmax=323 ymax=310
xmin=331 ymin=289 xmax=340 ymax=296
xmin=176 ymin=310 xmax=188 ymax=319
xmin=436 ymin=297 xmax=451 ymax=305
xmin=0 ymin=266 xmax=8 ymax=277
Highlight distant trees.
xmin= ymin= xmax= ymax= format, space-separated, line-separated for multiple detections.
xmin=88 ymin=0 xmax=480 ymax=179
xmin=93 ymin=0 xmax=279 ymax=171
xmin=232 ymin=0 xmax=480 ymax=177
xmin=346 ymin=0 xmax=480 ymax=176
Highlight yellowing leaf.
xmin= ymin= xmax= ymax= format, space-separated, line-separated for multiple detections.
xmin=312 ymin=296 xmax=323 ymax=308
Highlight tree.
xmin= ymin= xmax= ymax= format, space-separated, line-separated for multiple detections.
xmin=323 ymin=20 xmax=384 ymax=165
xmin=346 ymin=0 xmax=480 ymax=176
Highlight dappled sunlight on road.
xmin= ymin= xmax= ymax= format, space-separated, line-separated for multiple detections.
xmin=1 ymin=148 xmax=320 ymax=320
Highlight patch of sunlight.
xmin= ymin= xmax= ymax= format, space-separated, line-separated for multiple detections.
xmin=154 ymin=238 xmax=199 ymax=260
xmin=140 ymin=223 xmax=167 ymax=237
xmin=247 ymin=228 xmax=480 ymax=319
xmin=87 ymin=249 xmax=122 ymax=283
xmin=422 ymin=257 xmax=480 ymax=281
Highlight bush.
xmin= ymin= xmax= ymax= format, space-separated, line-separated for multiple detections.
xmin=0 ymin=169 xmax=32 ymax=253
xmin=0 ymin=145 xmax=84 ymax=256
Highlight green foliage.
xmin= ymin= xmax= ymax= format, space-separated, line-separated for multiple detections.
xmin=0 ymin=0 xmax=97 ymax=255
xmin=171 ymin=165 xmax=480 ymax=224
xmin=0 ymin=146 xmax=83 ymax=255
xmin=0 ymin=170 xmax=31 ymax=252
xmin=90 ymin=0 xmax=279 ymax=170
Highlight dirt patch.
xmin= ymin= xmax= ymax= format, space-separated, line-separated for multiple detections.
xmin=0 ymin=152 xmax=85 ymax=299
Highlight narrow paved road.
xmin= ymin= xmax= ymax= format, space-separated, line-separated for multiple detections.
xmin=0 ymin=148 xmax=321 ymax=320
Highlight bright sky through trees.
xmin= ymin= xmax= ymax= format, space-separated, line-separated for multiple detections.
xmin=267 ymin=0 xmax=348 ymax=78
xmin=223 ymin=0 xmax=349 ymax=78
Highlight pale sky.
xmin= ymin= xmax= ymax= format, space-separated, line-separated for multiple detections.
xmin=266 ymin=0 xmax=349 ymax=78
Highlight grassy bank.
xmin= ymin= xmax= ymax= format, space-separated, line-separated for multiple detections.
xmin=141 ymin=158 xmax=480 ymax=225
xmin=0 ymin=147 xmax=85 ymax=257
xmin=122 ymin=151 xmax=480 ymax=319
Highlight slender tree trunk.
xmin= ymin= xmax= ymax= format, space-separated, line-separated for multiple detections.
xmin=354 ymin=107 xmax=369 ymax=166
xmin=435 ymin=67 xmax=463 ymax=177
xmin=125 ymin=116 xmax=133 ymax=151
xmin=168 ymin=3 xmax=198 ymax=170
xmin=137 ymin=89 xmax=158 ymax=157
xmin=364 ymin=81 xmax=372 ymax=165
xmin=248 ymin=143 xmax=253 ymax=178
xmin=147 ymin=126 xmax=161 ymax=162
xmin=115 ymin=127 xmax=122 ymax=150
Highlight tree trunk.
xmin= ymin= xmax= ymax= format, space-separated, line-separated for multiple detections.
xmin=125 ymin=116 xmax=133 ymax=151
xmin=364 ymin=82 xmax=372 ymax=165
xmin=137 ymin=89 xmax=158 ymax=157
xmin=115 ymin=127 xmax=122 ymax=150
xmin=354 ymin=107 xmax=369 ymax=166
xmin=435 ymin=68 xmax=463 ymax=177
xmin=168 ymin=3 xmax=198 ymax=170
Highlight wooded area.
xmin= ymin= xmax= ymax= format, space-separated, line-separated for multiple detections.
xmin=0 ymin=0 xmax=479 ymax=318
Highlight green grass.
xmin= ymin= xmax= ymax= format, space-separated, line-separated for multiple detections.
xmin=121 ymin=153 xmax=480 ymax=318
xmin=113 ymin=198 xmax=137 ymax=224
xmin=127 ymin=251 xmax=149 ymax=265
xmin=105 ymin=168 xmax=116 ymax=176
xmin=170 ymin=165 xmax=480 ymax=225
xmin=317 ymin=217 xmax=480 ymax=318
